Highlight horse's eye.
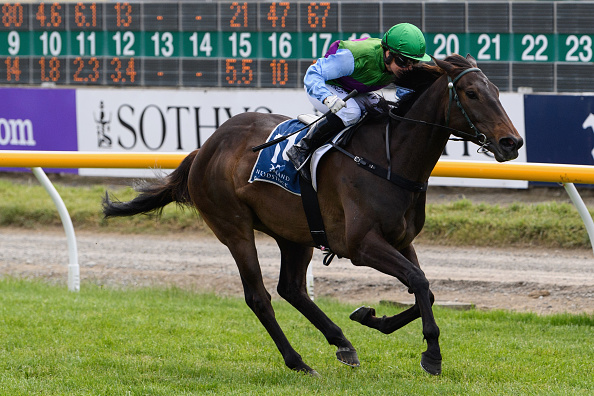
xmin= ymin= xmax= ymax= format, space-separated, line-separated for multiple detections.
xmin=465 ymin=90 xmax=478 ymax=99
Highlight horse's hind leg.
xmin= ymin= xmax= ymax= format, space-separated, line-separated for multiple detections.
xmin=203 ymin=215 xmax=317 ymax=375
xmin=275 ymin=238 xmax=360 ymax=367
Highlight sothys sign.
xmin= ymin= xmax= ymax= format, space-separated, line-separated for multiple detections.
xmin=76 ymin=88 xmax=528 ymax=187
xmin=75 ymin=88 xmax=318 ymax=177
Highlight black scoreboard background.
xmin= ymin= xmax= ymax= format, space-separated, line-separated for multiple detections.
xmin=0 ymin=1 xmax=593 ymax=92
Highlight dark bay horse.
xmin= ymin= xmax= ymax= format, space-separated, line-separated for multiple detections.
xmin=103 ymin=55 xmax=522 ymax=376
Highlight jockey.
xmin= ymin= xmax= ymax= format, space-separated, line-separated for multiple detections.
xmin=287 ymin=23 xmax=432 ymax=181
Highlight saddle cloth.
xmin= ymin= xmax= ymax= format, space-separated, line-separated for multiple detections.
xmin=249 ymin=116 xmax=345 ymax=195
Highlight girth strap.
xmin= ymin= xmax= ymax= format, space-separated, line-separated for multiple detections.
xmin=299 ymin=176 xmax=337 ymax=266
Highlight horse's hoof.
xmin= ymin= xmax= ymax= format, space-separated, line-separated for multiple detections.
xmin=349 ymin=306 xmax=375 ymax=323
xmin=308 ymin=369 xmax=321 ymax=378
xmin=295 ymin=365 xmax=321 ymax=377
xmin=420 ymin=352 xmax=442 ymax=375
xmin=336 ymin=346 xmax=360 ymax=367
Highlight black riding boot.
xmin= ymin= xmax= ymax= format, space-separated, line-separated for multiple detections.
xmin=287 ymin=113 xmax=344 ymax=181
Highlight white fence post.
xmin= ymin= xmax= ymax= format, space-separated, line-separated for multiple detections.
xmin=562 ymin=183 xmax=594 ymax=255
xmin=31 ymin=167 xmax=80 ymax=292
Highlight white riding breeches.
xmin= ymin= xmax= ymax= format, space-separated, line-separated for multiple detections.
xmin=306 ymin=84 xmax=382 ymax=126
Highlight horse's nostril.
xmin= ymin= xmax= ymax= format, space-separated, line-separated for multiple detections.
xmin=499 ymin=137 xmax=517 ymax=152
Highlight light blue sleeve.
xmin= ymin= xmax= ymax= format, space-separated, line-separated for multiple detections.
xmin=303 ymin=49 xmax=355 ymax=103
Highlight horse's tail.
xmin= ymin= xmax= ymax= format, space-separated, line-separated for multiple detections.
xmin=102 ymin=149 xmax=198 ymax=218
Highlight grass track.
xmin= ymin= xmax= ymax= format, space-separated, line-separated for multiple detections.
xmin=0 ymin=279 xmax=592 ymax=395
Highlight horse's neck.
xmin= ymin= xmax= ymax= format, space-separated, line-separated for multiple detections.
xmin=387 ymin=78 xmax=451 ymax=183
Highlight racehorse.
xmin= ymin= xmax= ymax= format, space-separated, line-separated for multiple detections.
xmin=102 ymin=54 xmax=522 ymax=376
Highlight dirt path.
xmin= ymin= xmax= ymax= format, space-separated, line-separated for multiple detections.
xmin=1 ymin=227 xmax=592 ymax=315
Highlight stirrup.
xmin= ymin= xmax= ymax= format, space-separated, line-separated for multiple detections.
xmin=322 ymin=251 xmax=336 ymax=266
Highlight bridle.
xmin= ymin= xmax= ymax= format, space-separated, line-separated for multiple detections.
xmin=388 ymin=67 xmax=488 ymax=151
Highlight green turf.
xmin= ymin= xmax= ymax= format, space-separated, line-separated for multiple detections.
xmin=0 ymin=278 xmax=592 ymax=395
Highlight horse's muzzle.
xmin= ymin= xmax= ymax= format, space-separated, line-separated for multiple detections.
xmin=495 ymin=136 xmax=523 ymax=162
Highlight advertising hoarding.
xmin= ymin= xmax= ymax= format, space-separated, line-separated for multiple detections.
xmin=0 ymin=87 xmax=77 ymax=173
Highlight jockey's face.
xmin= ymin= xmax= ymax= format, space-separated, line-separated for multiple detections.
xmin=385 ymin=50 xmax=416 ymax=75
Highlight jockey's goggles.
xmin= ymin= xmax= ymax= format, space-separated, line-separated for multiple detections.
xmin=393 ymin=52 xmax=419 ymax=68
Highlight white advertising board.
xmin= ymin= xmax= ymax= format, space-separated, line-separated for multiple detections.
xmin=76 ymin=88 xmax=527 ymax=187
xmin=76 ymin=88 xmax=317 ymax=177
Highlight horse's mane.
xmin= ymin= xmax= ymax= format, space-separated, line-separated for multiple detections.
xmin=366 ymin=54 xmax=473 ymax=122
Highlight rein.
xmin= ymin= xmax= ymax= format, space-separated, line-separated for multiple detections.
xmin=389 ymin=67 xmax=488 ymax=150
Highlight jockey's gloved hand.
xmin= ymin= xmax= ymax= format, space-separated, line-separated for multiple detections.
xmin=323 ymin=95 xmax=346 ymax=114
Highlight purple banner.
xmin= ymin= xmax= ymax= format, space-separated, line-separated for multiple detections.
xmin=0 ymin=87 xmax=78 ymax=173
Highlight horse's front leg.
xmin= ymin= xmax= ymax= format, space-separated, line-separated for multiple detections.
xmin=350 ymin=235 xmax=442 ymax=375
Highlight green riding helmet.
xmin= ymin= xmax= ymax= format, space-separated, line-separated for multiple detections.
xmin=381 ymin=23 xmax=432 ymax=62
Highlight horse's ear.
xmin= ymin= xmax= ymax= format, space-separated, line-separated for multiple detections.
xmin=466 ymin=54 xmax=478 ymax=67
xmin=430 ymin=55 xmax=455 ymax=74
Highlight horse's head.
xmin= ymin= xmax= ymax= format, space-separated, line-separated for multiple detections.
xmin=433 ymin=54 xmax=523 ymax=162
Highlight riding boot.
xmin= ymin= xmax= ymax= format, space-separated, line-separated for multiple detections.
xmin=287 ymin=113 xmax=345 ymax=181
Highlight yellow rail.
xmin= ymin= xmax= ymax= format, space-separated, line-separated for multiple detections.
xmin=432 ymin=160 xmax=594 ymax=185
xmin=0 ymin=151 xmax=186 ymax=170
xmin=1 ymin=151 xmax=594 ymax=184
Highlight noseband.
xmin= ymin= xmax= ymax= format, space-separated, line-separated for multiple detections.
xmin=389 ymin=67 xmax=488 ymax=151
